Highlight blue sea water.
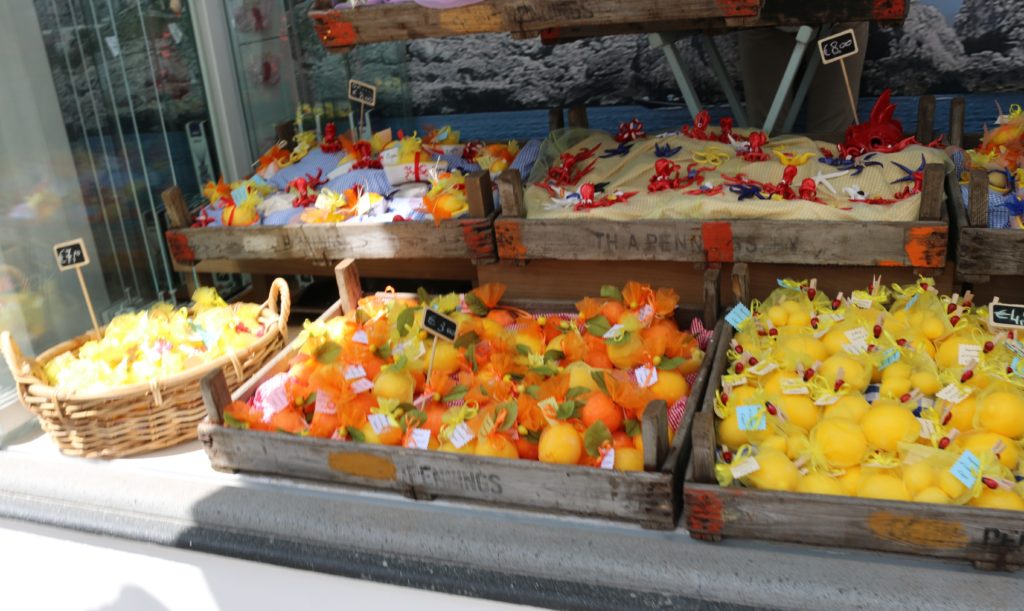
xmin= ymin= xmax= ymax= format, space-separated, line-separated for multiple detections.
xmin=380 ymin=92 xmax=1023 ymax=142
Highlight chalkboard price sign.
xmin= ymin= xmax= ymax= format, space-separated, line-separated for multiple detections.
xmin=990 ymin=299 xmax=1024 ymax=330
xmin=423 ymin=308 xmax=458 ymax=342
xmin=53 ymin=238 xmax=90 ymax=270
xmin=348 ymin=79 xmax=377 ymax=107
xmin=818 ymin=29 xmax=859 ymax=65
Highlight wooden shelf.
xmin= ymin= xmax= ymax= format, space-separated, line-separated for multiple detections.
xmin=310 ymin=0 xmax=908 ymax=48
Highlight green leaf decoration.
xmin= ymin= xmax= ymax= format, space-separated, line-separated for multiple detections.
xmin=524 ymin=385 xmax=541 ymax=398
xmin=600 ymin=285 xmax=623 ymax=302
xmin=442 ymin=384 xmax=469 ymax=403
xmin=454 ymin=331 xmax=480 ymax=349
xmin=591 ymin=370 xmax=609 ymax=394
xmin=416 ymin=287 xmax=432 ymax=305
xmin=375 ymin=343 xmax=392 ymax=360
xmin=525 ymin=429 xmax=541 ymax=443
xmin=223 ymin=413 xmax=249 ymax=429
xmin=436 ymin=293 xmax=461 ymax=314
xmin=346 ymin=426 xmax=365 ymax=442
xmin=656 ymin=356 xmax=685 ymax=371
xmin=404 ymin=408 xmax=427 ymax=428
xmin=355 ymin=308 xmax=369 ymax=324
xmin=497 ymin=401 xmax=518 ymax=431
xmin=479 ymin=410 xmax=497 ymax=437
xmin=624 ymin=418 xmax=640 ymax=438
xmin=465 ymin=292 xmax=490 ymax=316
xmin=515 ymin=343 xmax=532 ymax=356
xmin=528 ymin=365 xmax=558 ymax=377
xmin=396 ymin=306 xmax=421 ymax=337
xmin=543 ymin=349 xmax=565 ymax=363
xmin=556 ymin=400 xmax=578 ymax=420
xmin=467 ymin=347 xmax=478 ymax=372
xmin=385 ymin=354 xmax=408 ymax=373
xmin=565 ymin=386 xmax=591 ymax=400
xmin=583 ymin=421 xmax=612 ymax=458
xmin=302 ymin=393 xmax=317 ymax=407
xmin=585 ymin=315 xmax=611 ymax=338
xmin=315 ymin=340 xmax=342 ymax=365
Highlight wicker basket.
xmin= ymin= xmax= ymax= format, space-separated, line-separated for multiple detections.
xmin=0 ymin=278 xmax=291 ymax=458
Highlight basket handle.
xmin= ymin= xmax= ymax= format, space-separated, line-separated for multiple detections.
xmin=0 ymin=330 xmax=45 ymax=387
xmin=266 ymin=277 xmax=291 ymax=335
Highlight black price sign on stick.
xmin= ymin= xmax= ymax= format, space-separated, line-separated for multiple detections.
xmin=53 ymin=238 xmax=100 ymax=336
xmin=990 ymin=298 xmax=1024 ymax=330
xmin=423 ymin=308 xmax=458 ymax=341
xmin=818 ymin=28 xmax=860 ymax=125
xmin=348 ymin=79 xmax=376 ymax=107
xmin=423 ymin=308 xmax=458 ymax=381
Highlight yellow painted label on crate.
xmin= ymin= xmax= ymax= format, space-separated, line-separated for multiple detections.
xmin=867 ymin=511 xmax=967 ymax=549
xmin=328 ymin=451 xmax=397 ymax=480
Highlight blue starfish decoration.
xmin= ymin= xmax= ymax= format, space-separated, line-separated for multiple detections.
xmin=654 ymin=142 xmax=682 ymax=158
xmin=728 ymin=183 xmax=765 ymax=200
xmin=891 ymin=154 xmax=927 ymax=184
xmin=851 ymin=153 xmax=883 ymax=176
xmin=819 ymin=155 xmax=856 ymax=169
xmin=599 ymin=142 xmax=633 ymax=158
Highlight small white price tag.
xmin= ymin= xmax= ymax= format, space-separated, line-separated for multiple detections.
xmin=781 ymin=378 xmax=809 ymax=395
xmin=730 ymin=457 xmax=760 ymax=479
xmin=351 ymin=378 xmax=373 ymax=394
xmin=406 ymin=428 xmax=431 ymax=450
xmin=721 ymin=374 xmax=747 ymax=390
xmin=634 ymin=365 xmax=658 ymax=388
xmin=315 ymin=391 xmax=336 ymax=415
xmin=352 ymin=329 xmax=369 ymax=344
xmin=344 ymin=364 xmax=367 ymax=380
xmin=814 ymin=394 xmax=839 ymax=406
xmin=747 ymin=361 xmax=778 ymax=376
xmin=450 ymin=422 xmax=475 ymax=448
xmin=917 ymin=417 xmax=936 ymax=439
xmin=936 ymin=383 xmax=971 ymax=405
xmin=603 ymin=324 xmax=625 ymax=339
xmin=600 ymin=449 xmax=616 ymax=470
xmin=958 ymin=344 xmax=982 ymax=367
xmin=368 ymin=413 xmax=390 ymax=434
xmin=842 ymin=340 xmax=868 ymax=355
xmin=844 ymin=328 xmax=869 ymax=343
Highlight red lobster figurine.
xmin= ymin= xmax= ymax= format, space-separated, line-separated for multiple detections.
xmin=840 ymin=89 xmax=940 ymax=157
xmin=287 ymin=169 xmax=326 ymax=208
xmin=320 ymin=122 xmax=342 ymax=153
xmin=615 ymin=118 xmax=647 ymax=143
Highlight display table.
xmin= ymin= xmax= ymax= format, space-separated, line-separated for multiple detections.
xmin=1 ymin=436 xmax=1019 ymax=609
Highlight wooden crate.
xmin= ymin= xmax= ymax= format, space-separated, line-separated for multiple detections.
xmin=681 ymin=270 xmax=1024 ymax=570
xmin=953 ymin=168 xmax=1024 ymax=284
xmin=162 ymin=171 xmax=499 ymax=270
xmin=494 ymin=97 xmax=955 ymax=269
xmin=198 ymin=260 xmax=722 ymax=529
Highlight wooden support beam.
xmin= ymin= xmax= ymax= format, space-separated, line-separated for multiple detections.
xmin=548 ymin=107 xmax=564 ymax=131
xmin=568 ymin=105 xmax=589 ymax=129
xmin=161 ymin=186 xmax=191 ymax=229
xmin=465 ymin=171 xmax=496 ymax=218
xmin=703 ymin=267 xmax=720 ymax=329
xmin=731 ymin=262 xmax=749 ymax=304
xmin=949 ymin=97 xmax=965 ymax=148
xmin=641 ymin=400 xmax=669 ymax=472
xmin=916 ymin=94 xmax=935 ymax=143
xmin=200 ymin=369 xmax=230 ymax=426
xmin=496 ymin=169 xmax=525 ymax=218
xmin=968 ymin=168 xmax=989 ymax=228
xmin=918 ymin=163 xmax=945 ymax=221
xmin=334 ymin=258 xmax=362 ymax=314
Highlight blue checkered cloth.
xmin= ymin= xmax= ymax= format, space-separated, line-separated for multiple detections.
xmin=951 ymin=149 xmax=1015 ymax=229
xmin=268 ymin=148 xmax=346 ymax=190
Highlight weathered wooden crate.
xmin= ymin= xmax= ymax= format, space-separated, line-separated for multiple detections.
xmin=198 ymin=259 xmax=722 ymax=529
xmin=495 ymin=97 xmax=957 ymax=270
xmin=953 ymin=168 xmax=1024 ymax=283
xmin=681 ymin=276 xmax=1024 ymax=570
xmin=162 ymin=170 xmax=499 ymax=270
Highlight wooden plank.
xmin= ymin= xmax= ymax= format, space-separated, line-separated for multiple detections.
xmin=642 ymin=400 xmax=669 ymax=471
xmin=202 ymin=423 xmax=675 ymax=525
xmin=174 ymin=257 xmax=478 ymax=282
xmin=465 ymin=171 xmax=496 ymax=218
xmin=165 ymin=215 xmax=497 ymax=263
xmin=949 ymin=97 xmax=966 ymax=148
xmin=567 ymin=105 xmax=589 ymax=129
xmin=310 ymin=0 xmax=760 ymax=47
xmin=684 ymin=481 xmax=1024 ymax=569
xmin=918 ymin=163 xmax=944 ymax=221
xmin=549 ymin=107 xmax=564 ymax=131
xmin=968 ymin=168 xmax=989 ymax=228
xmin=958 ymin=228 xmax=1024 ymax=277
xmin=916 ymin=94 xmax=935 ymax=143
xmin=703 ymin=267 xmax=720 ymax=329
xmin=161 ymin=186 xmax=192 ymax=230
xmin=495 ymin=217 xmax=947 ymax=267
xmin=732 ymin=263 xmax=955 ymax=302
xmin=496 ymin=169 xmax=526 ymax=218
xmin=334 ymin=259 xmax=361 ymax=314
xmin=200 ymin=370 xmax=231 ymax=425
xmin=731 ymin=262 xmax=749 ymax=304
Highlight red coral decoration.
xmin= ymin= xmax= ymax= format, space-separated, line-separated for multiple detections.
xmin=742 ymin=132 xmax=770 ymax=162
xmin=680 ymin=110 xmax=712 ymax=140
xmin=320 ymin=123 xmax=342 ymax=153
xmin=615 ymin=117 xmax=647 ymax=142
xmin=543 ymin=144 xmax=600 ymax=186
